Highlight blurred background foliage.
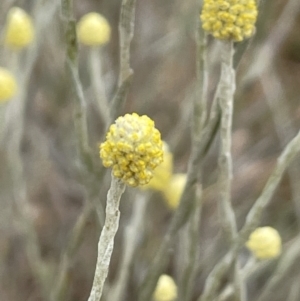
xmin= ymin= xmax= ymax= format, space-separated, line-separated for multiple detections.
xmin=1 ymin=0 xmax=300 ymax=300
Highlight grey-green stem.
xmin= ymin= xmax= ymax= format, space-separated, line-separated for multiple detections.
xmin=87 ymin=176 xmax=126 ymax=301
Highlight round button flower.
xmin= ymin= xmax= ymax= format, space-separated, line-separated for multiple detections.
xmin=0 ymin=68 xmax=17 ymax=102
xmin=4 ymin=7 xmax=34 ymax=49
xmin=100 ymin=113 xmax=163 ymax=187
xmin=77 ymin=12 xmax=111 ymax=46
xmin=246 ymin=227 xmax=282 ymax=260
xmin=153 ymin=274 xmax=177 ymax=301
xmin=200 ymin=0 xmax=258 ymax=42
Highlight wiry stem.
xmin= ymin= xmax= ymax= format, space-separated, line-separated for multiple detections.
xmin=218 ymin=40 xmax=237 ymax=242
xmin=87 ymin=176 xmax=126 ymax=301
xmin=60 ymin=0 xmax=93 ymax=172
xmin=179 ymin=185 xmax=202 ymax=301
xmin=106 ymin=0 xmax=137 ymax=125
xmin=88 ymin=48 xmax=110 ymax=125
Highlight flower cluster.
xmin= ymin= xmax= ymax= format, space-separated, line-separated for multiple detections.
xmin=0 ymin=68 xmax=17 ymax=102
xmin=153 ymin=274 xmax=177 ymax=301
xmin=4 ymin=7 xmax=34 ymax=49
xmin=200 ymin=0 xmax=258 ymax=42
xmin=100 ymin=113 xmax=163 ymax=187
xmin=77 ymin=12 xmax=111 ymax=46
xmin=246 ymin=227 xmax=282 ymax=259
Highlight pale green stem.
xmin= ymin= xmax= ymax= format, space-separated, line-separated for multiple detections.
xmin=107 ymin=0 xmax=137 ymax=126
xmin=87 ymin=176 xmax=126 ymax=301
xmin=218 ymin=40 xmax=237 ymax=241
xmin=119 ymin=0 xmax=136 ymax=85
xmin=179 ymin=185 xmax=202 ymax=301
xmin=198 ymin=128 xmax=300 ymax=301
xmin=195 ymin=18 xmax=208 ymax=136
xmin=60 ymin=0 xmax=94 ymax=171
xmin=109 ymin=192 xmax=148 ymax=301
xmin=88 ymin=47 xmax=110 ymax=125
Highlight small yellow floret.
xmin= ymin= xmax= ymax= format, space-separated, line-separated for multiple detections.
xmin=100 ymin=113 xmax=163 ymax=187
xmin=4 ymin=7 xmax=34 ymax=49
xmin=77 ymin=12 xmax=111 ymax=46
xmin=246 ymin=227 xmax=282 ymax=260
xmin=0 ymin=68 xmax=17 ymax=102
xmin=200 ymin=0 xmax=258 ymax=41
xmin=162 ymin=174 xmax=186 ymax=210
xmin=142 ymin=142 xmax=173 ymax=191
xmin=153 ymin=274 xmax=177 ymax=301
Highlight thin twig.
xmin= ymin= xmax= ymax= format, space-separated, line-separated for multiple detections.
xmin=179 ymin=185 xmax=202 ymax=301
xmin=87 ymin=175 xmax=126 ymax=301
xmin=218 ymin=40 xmax=238 ymax=241
xmin=88 ymin=48 xmax=110 ymax=125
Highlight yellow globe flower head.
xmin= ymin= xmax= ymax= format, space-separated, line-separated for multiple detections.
xmin=0 ymin=68 xmax=17 ymax=102
xmin=143 ymin=142 xmax=173 ymax=191
xmin=100 ymin=113 xmax=163 ymax=187
xmin=200 ymin=0 xmax=258 ymax=42
xmin=163 ymin=173 xmax=187 ymax=210
xmin=4 ymin=7 xmax=34 ymax=49
xmin=77 ymin=12 xmax=111 ymax=46
xmin=246 ymin=227 xmax=282 ymax=260
xmin=153 ymin=274 xmax=177 ymax=301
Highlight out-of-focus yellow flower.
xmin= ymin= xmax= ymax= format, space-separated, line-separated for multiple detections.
xmin=153 ymin=274 xmax=177 ymax=301
xmin=0 ymin=68 xmax=17 ymax=102
xmin=200 ymin=0 xmax=258 ymax=42
xmin=77 ymin=12 xmax=111 ymax=46
xmin=246 ymin=227 xmax=282 ymax=259
xmin=162 ymin=173 xmax=186 ymax=210
xmin=143 ymin=142 xmax=173 ymax=191
xmin=100 ymin=113 xmax=163 ymax=187
xmin=4 ymin=7 xmax=34 ymax=49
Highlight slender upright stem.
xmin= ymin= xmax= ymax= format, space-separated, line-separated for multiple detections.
xmin=218 ymin=40 xmax=238 ymax=242
xmin=88 ymin=48 xmax=110 ymax=125
xmin=87 ymin=176 xmax=126 ymax=301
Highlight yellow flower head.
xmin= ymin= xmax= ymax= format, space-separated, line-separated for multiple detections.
xmin=143 ymin=142 xmax=173 ymax=191
xmin=4 ymin=7 xmax=34 ymax=49
xmin=200 ymin=0 xmax=258 ymax=42
xmin=246 ymin=227 xmax=282 ymax=260
xmin=162 ymin=173 xmax=186 ymax=210
xmin=0 ymin=68 xmax=17 ymax=102
xmin=100 ymin=113 xmax=163 ymax=187
xmin=77 ymin=12 xmax=111 ymax=46
xmin=153 ymin=274 xmax=177 ymax=301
